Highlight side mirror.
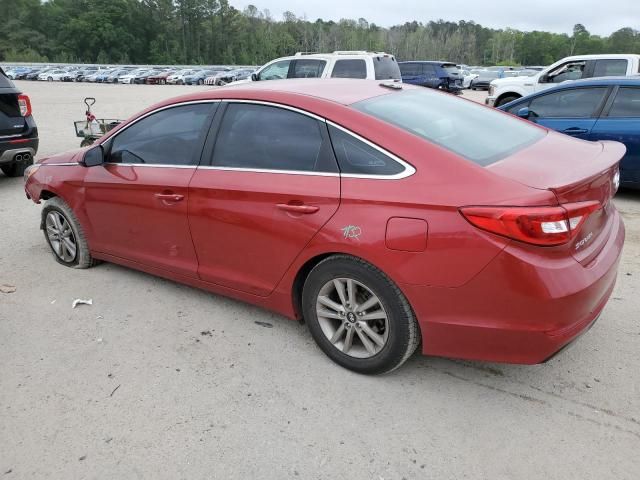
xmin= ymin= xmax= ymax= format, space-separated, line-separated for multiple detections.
xmin=517 ymin=107 xmax=531 ymax=119
xmin=251 ymin=72 xmax=259 ymax=81
xmin=538 ymin=74 xmax=549 ymax=84
xmin=81 ymin=145 xmax=104 ymax=167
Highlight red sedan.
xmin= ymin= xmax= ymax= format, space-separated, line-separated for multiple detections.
xmin=24 ymin=79 xmax=625 ymax=374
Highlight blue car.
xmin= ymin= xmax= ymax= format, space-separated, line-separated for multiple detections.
xmin=499 ymin=77 xmax=640 ymax=189
xmin=399 ymin=61 xmax=463 ymax=93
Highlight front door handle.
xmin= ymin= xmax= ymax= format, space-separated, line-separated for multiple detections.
xmin=155 ymin=193 xmax=184 ymax=202
xmin=277 ymin=203 xmax=319 ymax=214
xmin=563 ymin=127 xmax=589 ymax=135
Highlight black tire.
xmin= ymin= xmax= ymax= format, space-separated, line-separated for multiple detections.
xmin=495 ymin=95 xmax=520 ymax=107
xmin=302 ymin=255 xmax=420 ymax=374
xmin=80 ymin=138 xmax=94 ymax=147
xmin=47 ymin=77 xmax=53 ymax=82
xmin=197 ymin=79 xmax=204 ymax=85
xmin=1 ymin=156 xmax=33 ymax=177
xmin=42 ymin=197 xmax=99 ymax=269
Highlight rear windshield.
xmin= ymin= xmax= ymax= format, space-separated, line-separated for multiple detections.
xmin=353 ymin=89 xmax=544 ymax=166
xmin=373 ymin=56 xmax=401 ymax=80
xmin=442 ymin=64 xmax=460 ymax=75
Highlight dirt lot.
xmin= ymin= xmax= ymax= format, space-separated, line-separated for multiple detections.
xmin=1 ymin=81 xmax=639 ymax=479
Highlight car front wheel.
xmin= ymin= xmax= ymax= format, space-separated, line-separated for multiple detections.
xmin=302 ymin=255 xmax=420 ymax=374
xmin=495 ymin=95 xmax=521 ymax=107
xmin=42 ymin=197 xmax=98 ymax=269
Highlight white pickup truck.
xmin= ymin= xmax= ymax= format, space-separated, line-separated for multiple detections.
xmin=486 ymin=54 xmax=640 ymax=107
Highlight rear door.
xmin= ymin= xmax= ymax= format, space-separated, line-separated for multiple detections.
xmin=83 ymin=102 xmax=216 ymax=277
xmin=188 ymin=102 xmax=340 ymax=296
xmin=591 ymin=86 xmax=640 ymax=186
xmin=526 ymin=86 xmax=610 ymax=139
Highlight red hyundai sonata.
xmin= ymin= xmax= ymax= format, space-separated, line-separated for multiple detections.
xmin=24 ymin=79 xmax=625 ymax=374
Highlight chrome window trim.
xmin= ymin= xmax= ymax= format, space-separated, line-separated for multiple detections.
xmin=222 ymin=99 xmax=325 ymax=122
xmin=326 ymin=121 xmax=416 ymax=180
xmin=103 ymin=163 xmax=197 ymax=169
xmin=41 ymin=162 xmax=78 ymax=166
xmin=198 ymin=165 xmax=339 ymax=177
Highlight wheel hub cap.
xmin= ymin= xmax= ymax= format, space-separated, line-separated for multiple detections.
xmin=45 ymin=211 xmax=77 ymax=263
xmin=316 ymin=277 xmax=389 ymax=359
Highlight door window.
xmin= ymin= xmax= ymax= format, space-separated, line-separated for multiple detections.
xmin=331 ymin=59 xmax=367 ymax=79
xmin=212 ymin=103 xmax=337 ymax=173
xmin=108 ymin=103 xmax=213 ymax=165
xmin=528 ymin=88 xmax=607 ymax=118
xmin=258 ymin=60 xmax=291 ymax=80
xmin=608 ymin=87 xmax=640 ymax=117
xmin=592 ymin=59 xmax=627 ymax=77
xmin=422 ymin=64 xmax=436 ymax=75
xmin=291 ymin=60 xmax=326 ymax=78
xmin=400 ymin=63 xmax=421 ymax=76
xmin=328 ymin=125 xmax=405 ymax=176
xmin=546 ymin=61 xmax=586 ymax=83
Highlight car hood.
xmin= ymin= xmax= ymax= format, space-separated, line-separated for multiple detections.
xmin=37 ymin=148 xmax=87 ymax=165
xmin=490 ymin=75 xmax=535 ymax=87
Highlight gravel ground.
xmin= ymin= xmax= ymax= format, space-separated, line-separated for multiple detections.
xmin=1 ymin=81 xmax=639 ymax=479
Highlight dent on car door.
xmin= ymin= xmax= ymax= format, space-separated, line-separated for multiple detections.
xmin=188 ymin=102 xmax=341 ymax=296
xmin=83 ymin=102 xmax=217 ymax=276
xmin=526 ymin=87 xmax=609 ymax=139
xmin=591 ymin=86 xmax=640 ymax=185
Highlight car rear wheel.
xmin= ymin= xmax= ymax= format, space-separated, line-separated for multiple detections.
xmin=47 ymin=77 xmax=53 ymax=82
xmin=42 ymin=197 xmax=99 ymax=269
xmin=495 ymin=95 xmax=520 ymax=107
xmin=302 ymin=255 xmax=420 ymax=374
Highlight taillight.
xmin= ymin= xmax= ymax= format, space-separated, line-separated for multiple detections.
xmin=460 ymin=201 xmax=600 ymax=246
xmin=18 ymin=94 xmax=32 ymax=117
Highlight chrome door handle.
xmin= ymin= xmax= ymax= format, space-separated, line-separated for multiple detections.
xmin=155 ymin=193 xmax=184 ymax=202
xmin=277 ymin=203 xmax=319 ymax=214
xmin=563 ymin=127 xmax=588 ymax=135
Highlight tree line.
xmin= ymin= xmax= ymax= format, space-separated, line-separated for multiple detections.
xmin=1 ymin=0 xmax=639 ymax=66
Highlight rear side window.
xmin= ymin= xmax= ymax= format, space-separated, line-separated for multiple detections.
xmin=292 ymin=60 xmax=326 ymax=78
xmin=373 ymin=56 xmax=401 ymax=80
xmin=528 ymin=88 xmax=607 ymax=118
xmin=328 ymin=125 xmax=404 ymax=176
xmin=353 ymin=89 xmax=544 ymax=166
xmin=331 ymin=60 xmax=367 ymax=79
xmin=399 ymin=63 xmax=421 ymax=76
xmin=592 ymin=59 xmax=627 ymax=77
xmin=608 ymin=87 xmax=640 ymax=117
xmin=108 ymin=103 xmax=213 ymax=165
xmin=212 ymin=103 xmax=337 ymax=173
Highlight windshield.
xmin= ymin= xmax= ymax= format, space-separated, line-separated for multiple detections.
xmin=352 ymin=89 xmax=544 ymax=166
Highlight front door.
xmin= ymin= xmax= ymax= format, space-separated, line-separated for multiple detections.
xmin=527 ymin=86 xmax=609 ymax=140
xmin=83 ymin=102 xmax=216 ymax=277
xmin=188 ymin=102 xmax=340 ymax=296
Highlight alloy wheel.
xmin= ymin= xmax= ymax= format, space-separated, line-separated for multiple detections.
xmin=315 ymin=278 xmax=389 ymax=358
xmin=45 ymin=211 xmax=77 ymax=262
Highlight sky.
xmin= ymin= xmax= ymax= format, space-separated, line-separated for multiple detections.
xmin=230 ymin=0 xmax=638 ymax=36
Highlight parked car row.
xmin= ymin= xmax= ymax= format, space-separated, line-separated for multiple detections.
xmin=1 ymin=64 xmax=258 ymax=86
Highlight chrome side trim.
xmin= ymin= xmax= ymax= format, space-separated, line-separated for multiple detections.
xmin=197 ymin=165 xmax=339 ymax=177
xmin=41 ymin=162 xmax=77 ymax=166
xmin=326 ymin=121 xmax=416 ymax=180
xmin=103 ymin=163 xmax=197 ymax=169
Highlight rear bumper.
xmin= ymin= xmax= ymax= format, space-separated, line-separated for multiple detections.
xmin=0 ymin=130 xmax=38 ymax=164
xmin=403 ymin=209 xmax=625 ymax=364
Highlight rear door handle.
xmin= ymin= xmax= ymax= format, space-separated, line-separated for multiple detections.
xmin=155 ymin=193 xmax=184 ymax=202
xmin=277 ymin=203 xmax=319 ymax=214
xmin=563 ymin=127 xmax=589 ymax=135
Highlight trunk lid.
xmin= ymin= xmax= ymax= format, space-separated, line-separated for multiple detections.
xmin=489 ymin=131 xmax=625 ymax=265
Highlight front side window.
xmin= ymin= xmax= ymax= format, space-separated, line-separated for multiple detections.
xmin=212 ymin=103 xmax=336 ymax=173
xmin=108 ymin=103 xmax=213 ymax=165
xmin=608 ymin=87 xmax=640 ymax=117
xmin=331 ymin=60 xmax=367 ymax=79
xmin=258 ymin=60 xmax=291 ymax=80
xmin=593 ymin=59 xmax=627 ymax=77
xmin=546 ymin=61 xmax=586 ymax=83
xmin=291 ymin=60 xmax=326 ymax=78
xmin=328 ymin=125 xmax=405 ymax=176
xmin=353 ymin=89 xmax=544 ymax=166
xmin=528 ymin=88 xmax=607 ymax=118
xmin=399 ymin=63 xmax=421 ymax=76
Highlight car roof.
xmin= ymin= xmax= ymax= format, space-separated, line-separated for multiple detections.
xmin=203 ymin=78 xmax=412 ymax=105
